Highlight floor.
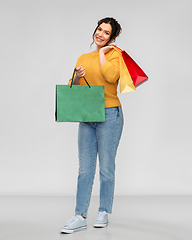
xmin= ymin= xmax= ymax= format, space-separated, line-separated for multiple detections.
xmin=0 ymin=195 xmax=192 ymax=240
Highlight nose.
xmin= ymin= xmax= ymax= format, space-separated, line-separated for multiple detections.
xmin=98 ymin=32 xmax=103 ymax=39
xmin=98 ymin=30 xmax=103 ymax=37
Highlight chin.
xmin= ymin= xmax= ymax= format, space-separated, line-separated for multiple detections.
xmin=97 ymin=44 xmax=105 ymax=48
xmin=95 ymin=42 xmax=106 ymax=48
xmin=94 ymin=39 xmax=105 ymax=48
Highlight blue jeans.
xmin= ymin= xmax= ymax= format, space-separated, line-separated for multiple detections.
xmin=75 ymin=107 xmax=124 ymax=218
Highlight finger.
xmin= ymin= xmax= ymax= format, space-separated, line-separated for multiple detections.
xmin=76 ymin=70 xmax=85 ymax=78
xmin=80 ymin=70 xmax=85 ymax=76
xmin=76 ymin=67 xmax=85 ymax=74
xmin=80 ymin=72 xmax=85 ymax=77
xmin=77 ymin=68 xmax=85 ymax=74
xmin=76 ymin=65 xmax=82 ymax=71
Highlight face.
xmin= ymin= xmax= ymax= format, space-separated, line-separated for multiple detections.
xmin=94 ymin=22 xmax=112 ymax=48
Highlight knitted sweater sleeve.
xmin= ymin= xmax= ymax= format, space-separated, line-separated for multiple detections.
xmin=100 ymin=50 xmax=120 ymax=84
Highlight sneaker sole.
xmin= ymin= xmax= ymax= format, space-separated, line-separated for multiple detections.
xmin=94 ymin=222 xmax=108 ymax=228
xmin=61 ymin=226 xmax=87 ymax=234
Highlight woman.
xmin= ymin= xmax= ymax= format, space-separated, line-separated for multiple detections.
xmin=61 ymin=17 xmax=124 ymax=233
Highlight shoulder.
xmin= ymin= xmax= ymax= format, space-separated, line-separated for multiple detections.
xmin=75 ymin=52 xmax=93 ymax=66
xmin=107 ymin=48 xmax=121 ymax=59
xmin=77 ymin=51 xmax=94 ymax=60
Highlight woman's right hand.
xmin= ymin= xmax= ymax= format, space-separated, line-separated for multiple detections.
xmin=75 ymin=65 xmax=85 ymax=79
xmin=71 ymin=65 xmax=85 ymax=85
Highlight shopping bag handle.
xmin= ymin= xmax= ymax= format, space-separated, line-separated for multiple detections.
xmin=70 ymin=68 xmax=91 ymax=88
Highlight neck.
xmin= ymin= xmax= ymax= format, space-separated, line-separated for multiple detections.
xmin=95 ymin=46 xmax=101 ymax=52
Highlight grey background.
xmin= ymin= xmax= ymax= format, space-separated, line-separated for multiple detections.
xmin=0 ymin=0 xmax=191 ymax=195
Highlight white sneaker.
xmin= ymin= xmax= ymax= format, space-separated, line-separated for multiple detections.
xmin=61 ymin=215 xmax=87 ymax=233
xmin=93 ymin=211 xmax=108 ymax=228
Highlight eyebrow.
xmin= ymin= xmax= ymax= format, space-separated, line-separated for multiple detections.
xmin=98 ymin=26 xmax=111 ymax=34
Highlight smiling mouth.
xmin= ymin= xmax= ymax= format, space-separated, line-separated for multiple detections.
xmin=96 ymin=37 xmax=104 ymax=42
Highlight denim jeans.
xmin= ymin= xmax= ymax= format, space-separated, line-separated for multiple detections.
xmin=75 ymin=107 xmax=124 ymax=218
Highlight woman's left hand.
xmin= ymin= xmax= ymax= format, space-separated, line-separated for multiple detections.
xmin=99 ymin=45 xmax=113 ymax=55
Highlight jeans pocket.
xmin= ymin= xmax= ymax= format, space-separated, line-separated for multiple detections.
xmin=105 ymin=107 xmax=119 ymax=120
xmin=116 ymin=107 xmax=119 ymax=117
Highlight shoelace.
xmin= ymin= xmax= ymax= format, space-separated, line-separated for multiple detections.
xmin=96 ymin=211 xmax=107 ymax=221
xmin=66 ymin=216 xmax=79 ymax=227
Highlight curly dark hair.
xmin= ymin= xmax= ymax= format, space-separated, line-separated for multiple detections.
xmin=91 ymin=17 xmax=122 ymax=46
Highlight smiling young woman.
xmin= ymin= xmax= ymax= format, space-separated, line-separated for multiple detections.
xmin=61 ymin=17 xmax=123 ymax=234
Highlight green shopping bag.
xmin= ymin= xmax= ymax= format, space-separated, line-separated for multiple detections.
xmin=55 ymin=69 xmax=105 ymax=122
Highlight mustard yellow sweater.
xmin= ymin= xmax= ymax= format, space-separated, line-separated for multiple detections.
xmin=69 ymin=49 xmax=121 ymax=108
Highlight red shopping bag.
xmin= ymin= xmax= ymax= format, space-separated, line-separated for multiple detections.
xmin=112 ymin=45 xmax=148 ymax=88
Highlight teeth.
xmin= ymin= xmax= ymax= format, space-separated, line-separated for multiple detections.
xmin=97 ymin=37 xmax=103 ymax=41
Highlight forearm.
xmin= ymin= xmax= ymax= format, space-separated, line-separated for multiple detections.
xmin=99 ymin=49 xmax=108 ymax=66
xmin=99 ymin=49 xmax=120 ymax=83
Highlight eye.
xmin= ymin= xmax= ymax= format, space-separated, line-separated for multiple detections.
xmin=105 ymin=32 xmax=110 ymax=35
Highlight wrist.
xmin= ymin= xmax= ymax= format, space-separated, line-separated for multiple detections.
xmin=99 ymin=49 xmax=105 ymax=55
xmin=73 ymin=74 xmax=80 ymax=85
